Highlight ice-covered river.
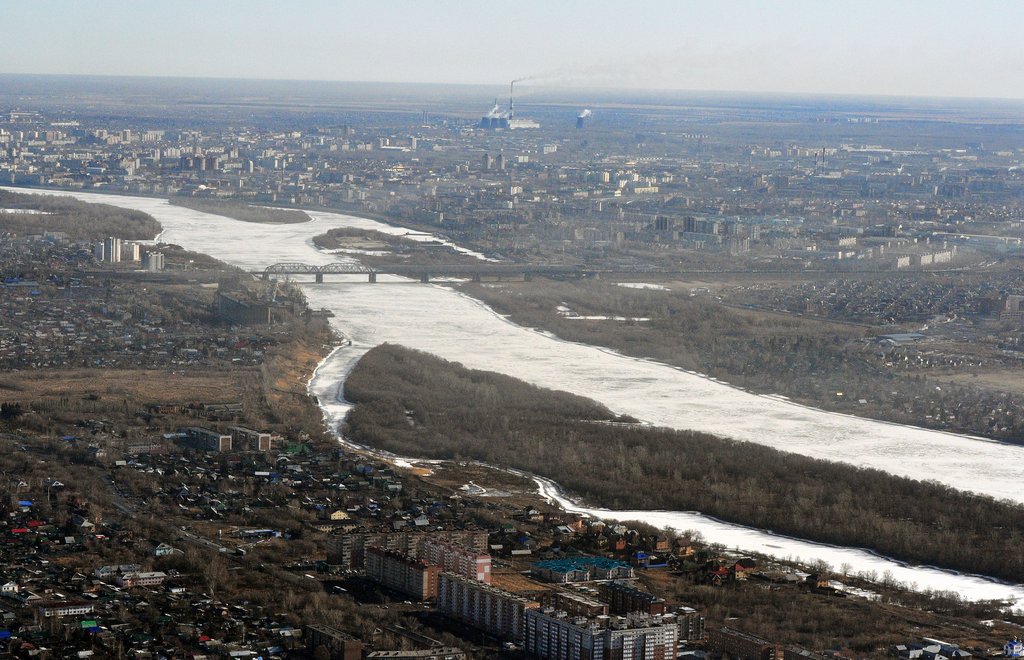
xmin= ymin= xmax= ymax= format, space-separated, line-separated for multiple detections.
xmin=11 ymin=187 xmax=1024 ymax=608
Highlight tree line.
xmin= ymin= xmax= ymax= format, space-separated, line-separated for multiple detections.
xmin=462 ymin=280 xmax=1024 ymax=443
xmin=170 ymin=197 xmax=310 ymax=224
xmin=0 ymin=190 xmax=160 ymax=240
xmin=344 ymin=343 xmax=1024 ymax=583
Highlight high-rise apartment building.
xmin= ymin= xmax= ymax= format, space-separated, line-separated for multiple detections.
xmin=525 ymin=607 xmax=678 ymax=660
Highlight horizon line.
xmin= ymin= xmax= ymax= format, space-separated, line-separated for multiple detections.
xmin=2 ymin=71 xmax=1023 ymax=105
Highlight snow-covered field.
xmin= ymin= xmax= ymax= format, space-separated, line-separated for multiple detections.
xmin=11 ymin=187 xmax=1024 ymax=607
xmin=616 ymin=282 xmax=670 ymax=291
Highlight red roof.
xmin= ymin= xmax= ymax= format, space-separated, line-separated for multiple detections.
xmin=10 ymin=528 xmax=30 ymax=534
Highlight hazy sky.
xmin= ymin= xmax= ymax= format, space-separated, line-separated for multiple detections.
xmin=3 ymin=0 xmax=1023 ymax=99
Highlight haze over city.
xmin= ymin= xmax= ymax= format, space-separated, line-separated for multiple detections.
xmin=3 ymin=2 xmax=1024 ymax=659
xmin=2 ymin=0 xmax=1024 ymax=98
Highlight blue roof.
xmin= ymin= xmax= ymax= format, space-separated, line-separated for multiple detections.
xmin=534 ymin=557 xmax=631 ymax=573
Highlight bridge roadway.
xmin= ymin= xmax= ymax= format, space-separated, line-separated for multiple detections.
xmin=255 ymin=262 xmax=588 ymax=283
xmin=253 ymin=262 xmax=969 ymax=284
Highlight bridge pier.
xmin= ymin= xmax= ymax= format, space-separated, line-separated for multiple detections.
xmin=258 ymin=262 xmax=592 ymax=283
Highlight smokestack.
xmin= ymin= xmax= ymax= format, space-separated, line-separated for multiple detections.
xmin=509 ymin=77 xmax=530 ymax=119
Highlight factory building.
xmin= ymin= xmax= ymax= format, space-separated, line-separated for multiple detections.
xmin=479 ymin=81 xmax=540 ymax=130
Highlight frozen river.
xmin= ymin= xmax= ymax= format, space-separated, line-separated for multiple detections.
xmin=11 ymin=187 xmax=1024 ymax=608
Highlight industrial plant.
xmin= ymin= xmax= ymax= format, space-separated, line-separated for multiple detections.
xmin=479 ymin=79 xmax=540 ymax=129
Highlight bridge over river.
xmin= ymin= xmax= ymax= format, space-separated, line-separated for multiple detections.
xmin=254 ymin=262 xmax=947 ymax=283
xmin=255 ymin=262 xmax=589 ymax=283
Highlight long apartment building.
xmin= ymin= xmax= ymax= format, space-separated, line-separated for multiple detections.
xmin=525 ymin=607 xmax=678 ymax=660
xmin=422 ymin=537 xmax=491 ymax=584
xmin=543 ymin=590 xmax=608 ymax=618
xmin=532 ymin=557 xmax=635 ymax=584
xmin=182 ymin=427 xmax=232 ymax=452
xmin=304 ymin=625 xmax=364 ymax=660
xmin=327 ymin=530 xmax=489 ymax=570
xmin=707 ymin=626 xmax=782 ymax=660
xmin=437 ymin=573 xmax=540 ymax=644
xmin=600 ymin=582 xmax=666 ymax=616
xmin=37 ymin=601 xmax=95 ymax=618
xmin=365 ymin=547 xmax=440 ymax=601
xmin=228 ymin=426 xmax=272 ymax=451
xmin=115 ymin=571 xmax=167 ymax=588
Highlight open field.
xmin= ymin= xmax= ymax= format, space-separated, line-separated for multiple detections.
xmin=0 ymin=368 xmax=247 ymax=403
xmin=930 ymin=368 xmax=1024 ymax=396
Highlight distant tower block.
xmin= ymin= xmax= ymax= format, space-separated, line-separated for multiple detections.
xmin=143 ymin=251 xmax=165 ymax=271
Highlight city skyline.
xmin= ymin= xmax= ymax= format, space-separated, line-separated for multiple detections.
xmin=2 ymin=0 xmax=1024 ymax=100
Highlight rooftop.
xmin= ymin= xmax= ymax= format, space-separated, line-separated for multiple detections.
xmin=534 ymin=557 xmax=631 ymax=573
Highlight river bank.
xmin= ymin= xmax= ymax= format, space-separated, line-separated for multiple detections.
xmin=9 ymin=186 xmax=1024 ymax=608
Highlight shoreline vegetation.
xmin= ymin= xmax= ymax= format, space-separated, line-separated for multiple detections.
xmin=343 ymin=343 xmax=1024 ymax=584
xmin=312 ymin=226 xmax=485 ymax=270
xmin=458 ymin=280 xmax=1024 ymax=444
xmin=169 ymin=196 xmax=310 ymax=224
xmin=0 ymin=189 xmax=161 ymax=240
